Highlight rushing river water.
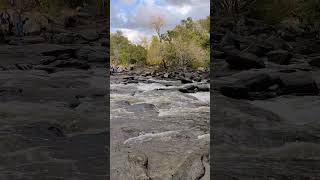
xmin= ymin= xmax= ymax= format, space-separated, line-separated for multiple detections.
xmin=110 ymin=77 xmax=210 ymax=179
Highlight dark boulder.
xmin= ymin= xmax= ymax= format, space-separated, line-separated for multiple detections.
xmin=220 ymin=72 xmax=276 ymax=99
xmin=64 ymin=16 xmax=78 ymax=28
xmin=237 ymin=73 xmax=275 ymax=92
xmin=179 ymin=84 xmax=209 ymax=93
xmin=267 ymin=50 xmax=292 ymax=65
xmin=308 ymin=56 xmax=320 ymax=67
xmin=280 ymin=31 xmax=296 ymax=41
xmin=179 ymin=77 xmax=193 ymax=84
xmin=266 ymin=35 xmax=289 ymax=50
xmin=221 ymin=32 xmax=247 ymax=49
xmin=278 ymin=72 xmax=319 ymax=96
xmin=226 ymin=52 xmax=265 ymax=70
xmin=244 ymin=44 xmax=268 ymax=57
xmin=220 ymin=85 xmax=250 ymax=99
xmin=69 ymin=98 xmax=81 ymax=109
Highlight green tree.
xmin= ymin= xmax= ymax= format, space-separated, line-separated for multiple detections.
xmin=159 ymin=17 xmax=210 ymax=69
xmin=111 ymin=31 xmax=147 ymax=66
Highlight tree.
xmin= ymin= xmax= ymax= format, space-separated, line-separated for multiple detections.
xmin=150 ymin=16 xmax=168 ymax=68
xmin=110 ymin=31 xmax=147 ymax=66
xmin=158 ymin=17 xmax=210 ymax=69
xmin=110 ymin=31 xmax=130 ymax=65
xmin=150 ymin=16 xmax=164 ymax=42
xmin=147 ymin=36 xmax=162 ymax=65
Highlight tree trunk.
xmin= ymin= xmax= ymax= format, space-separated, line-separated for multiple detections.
xmin=162 ymin=59 xmax=167 ymax=69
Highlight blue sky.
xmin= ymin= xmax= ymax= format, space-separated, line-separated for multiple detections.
xmin=111 ymin=0 xmax=210 ymax=44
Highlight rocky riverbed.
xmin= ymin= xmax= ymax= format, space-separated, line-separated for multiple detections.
xmin=0 ymin=15 xmax=108 ymax=179
xmin=212 ymin=17 xmax=320 ymax=179
xmin=110 ymin=70 xmax=210 ymax=179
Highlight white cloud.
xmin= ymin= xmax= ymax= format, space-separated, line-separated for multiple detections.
xmin=111 ymin=0 xmax=210 ymax=43
xmin=166 ymin=5 xmax=192 ymax=15
xmin=117 ymin=12 xmax=128 ymax=23
xmin=115 ymin=28 xmax=153 ymax=44
xmin=163 ymin=0 xmax=192 ymax=6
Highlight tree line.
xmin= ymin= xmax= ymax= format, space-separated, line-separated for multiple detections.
xmin=110 ymin=16 xmax=210 ymax=70
xmin=213 ymin=0 xmax=320 ymax=24
xmin=0 ymin=0 xmax=107 ymax=15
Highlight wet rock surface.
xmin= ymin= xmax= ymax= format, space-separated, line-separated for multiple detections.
xmin=0 ymin=17 xmax=108 ymax=179
xmin=212 ymin=17 xmax=320 ymax=179
xmin=110 ymin=70 xmax=210 ymax=179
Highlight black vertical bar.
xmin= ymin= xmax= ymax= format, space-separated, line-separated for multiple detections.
xmin=106 ymin=0 xmax=110 ymax=178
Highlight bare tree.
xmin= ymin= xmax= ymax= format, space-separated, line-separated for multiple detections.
xmin=149 ymin=16 xmax=167 ymax=69
xmin=150 ymin=16 xmax=164 ymax=42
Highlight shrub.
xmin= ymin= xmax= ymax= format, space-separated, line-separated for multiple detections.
xmin=163 ymin=39 xmax=209 ymax=69
xmin=147 ymin=36 xmax=163 ymax=65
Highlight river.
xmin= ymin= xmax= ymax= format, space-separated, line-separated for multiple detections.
xmin=110 ymin=75 xmax=210 ymax=179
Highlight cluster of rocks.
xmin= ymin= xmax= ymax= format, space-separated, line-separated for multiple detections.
xmin=111 ymin=65 xmax=210 ymax=83
xmin=219 ymin=70 xmax=319 ymax=100
xmin=0 ymin=44 xmax=107 ymax=74
xmin=146 ymin=69 xmax=209 ymax=83
xmin=0 ymin=12 xmax=109 ymax=179
xmin=111 ymin=66 xmax=211 ymax=95
xmin=37 ymin=44 xmax=107 ymax=73
xmin=110 ymin=65 xmax=130 ymax=74
xmin=212 ymin=16 xmax=320 ymax=179
xmin=213 ymin=17 xmax=320 ymax=100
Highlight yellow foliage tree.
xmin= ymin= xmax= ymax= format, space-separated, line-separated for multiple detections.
xmin=147 ymin=36 xmax=162 ymax=66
